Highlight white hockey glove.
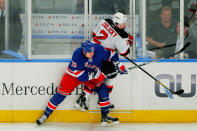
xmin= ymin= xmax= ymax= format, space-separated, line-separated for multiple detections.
xmin=88 ymin=69 xmax=106 ymax=87
xmin=88 ymin=69 xmax=101 ymax=80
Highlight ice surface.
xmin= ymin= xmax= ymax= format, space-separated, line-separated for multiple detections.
xmin=0 ymin=122 xmax=197 ymax=131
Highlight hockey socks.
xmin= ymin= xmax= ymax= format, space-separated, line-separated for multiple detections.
xmin=36 ymin=92 xmax=66 ymax=125
xmin=95 ymin=84 xmax=110 ymax=114
xmin=99 ymin=98 xmax=110 ymax=115
xmin=106 ymin=85 xmax=113 ymax=94
xmin=45 ymin=92 xmax=66 ymax=117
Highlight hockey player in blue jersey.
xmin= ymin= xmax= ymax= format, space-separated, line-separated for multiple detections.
xmin=36 ymin=40 xmax=119 ymax=126
xmin=74 ymin=12 xmax=131 ymax=112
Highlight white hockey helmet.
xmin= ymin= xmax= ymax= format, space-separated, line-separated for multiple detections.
xmin=112 ymin=12 xmax=126 ymax=25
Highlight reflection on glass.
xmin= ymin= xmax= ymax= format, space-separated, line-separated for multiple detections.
xmin=31 ymin=0 xmax=85 ymax=58
xmin=1 ymin=0 xmax=24 ymax=59
xmin=91 ymin=0 xmax=131 ymax=34
xmin=184 ymin=0 xmax=197 ymax=59
xmin=0 ymin=0 xmax=5 ymax=58
xmin=92 ymin=0 xmax=129 ymax=14
xmin=8 ymin=0 xmax=23 ymax=52
xmin=135 ymin=0 xmax=143 ymax=58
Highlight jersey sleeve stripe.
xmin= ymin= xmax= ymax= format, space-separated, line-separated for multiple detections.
xmin=104 ymin=47 xmax=115 ymax=52
xmin=66 ymin=67 xmax=85 ymax=77
xmin=119 ymin=48 xmax=130 ymax=56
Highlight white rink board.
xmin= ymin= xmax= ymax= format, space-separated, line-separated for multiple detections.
xmin=0 ymin=62 xmax=197 ymax=110
xmin=131 ymin=62 xmax=197 ymax=110
xmin=0 ymin=62 xmax=131 ymax=111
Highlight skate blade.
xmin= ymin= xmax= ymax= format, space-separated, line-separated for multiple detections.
xmin=74 ymin=103 xmax=87 ymax=112
xmin=36 ymin=120 xmax=42 ymax=126
xmin=100 ymin=121 xmax=119 ymax=127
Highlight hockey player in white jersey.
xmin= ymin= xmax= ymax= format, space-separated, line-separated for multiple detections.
xmin=74 ymin=12 xmax=134 ymax=112
xmin=92 ymin=12 xmax=133 ymax=56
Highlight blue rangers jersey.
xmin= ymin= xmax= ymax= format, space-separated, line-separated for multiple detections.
xmin=66 ymin=44 xmax=116 ymax=81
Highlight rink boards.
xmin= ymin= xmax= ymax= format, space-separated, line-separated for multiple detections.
xmin=0 ymin=61 xmax=197 ymax=122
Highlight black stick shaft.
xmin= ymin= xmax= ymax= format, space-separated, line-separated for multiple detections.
xmin=149 ymin=43 xmax=176 ymax=51
xmin=125 ymin=56 xmax=177 ymax=94
xmin=128 ymin=42 xmax=191 ymax=70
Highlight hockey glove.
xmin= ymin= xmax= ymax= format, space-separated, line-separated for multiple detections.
xmin=114 ymin=62 xmax=128 ymax=75
xmin=88 ymin=69 xmax=101 ymax=80
xmin=127 ymin=34 xmax=134 ymax=46
xmin=88 ymin=69 xmax=106 ymax=87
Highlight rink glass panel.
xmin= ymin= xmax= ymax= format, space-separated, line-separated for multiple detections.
xmin=183 ymin=0 xmax=197 ymax=59
xmin=1 ymin=0 xmax=196 ymax=60
xmin=31 ymin=0 xmax=85 ymax=59
xmin=1 ymin=0 xmax=25 ymax=59
xmin=145 ymin=0 xmax=180 ymax=59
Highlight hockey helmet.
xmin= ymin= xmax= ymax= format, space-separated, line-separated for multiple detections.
xmin=81 ymin=40 xmax=95 ymax=53
xmin=112 ymin=12 xmax=126 ymax=25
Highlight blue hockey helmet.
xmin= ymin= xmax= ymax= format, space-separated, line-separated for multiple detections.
xmin=81 ymin=40 xmax=95 ymax=53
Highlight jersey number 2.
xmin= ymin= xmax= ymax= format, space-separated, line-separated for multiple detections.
xmin=93 ymin=30 xmax=108 ymax=44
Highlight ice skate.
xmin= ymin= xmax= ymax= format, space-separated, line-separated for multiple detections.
xmin=101 ymin=114 xmax=119 ymax=126
xmin=74 ymin=94 xmax=88 ymax=112
xmin=36 ymin=114 xmax=48 ymax=125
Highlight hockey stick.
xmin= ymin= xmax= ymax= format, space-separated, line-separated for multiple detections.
xmin=125 ymin=56 xmax=184 ymax=95
xmin=149 ymin=43 xmax=176 ymax=51
xmin=106 ymin=71 xmax=119 ymax=77
xmin=128 ymin=42 xmax=191 ymax=70
xmin=163 ymin=88 xmax=174 ymax=99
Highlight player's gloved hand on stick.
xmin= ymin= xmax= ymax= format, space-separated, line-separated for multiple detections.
xmin=88 ymin=69 xmax=102 ymax=80
xmin=127 ymin=34 xmax=134 ymax=46
xmin=114 ymin=62 xmax=128 ymax=75
xmin=88 ymin=69 xmax=106 ymax=87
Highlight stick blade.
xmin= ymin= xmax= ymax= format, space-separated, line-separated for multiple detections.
xmin=163 ymin=88 xmax=173 ymax=99
xmin=174 ymin=89 xmax=184 ymax=95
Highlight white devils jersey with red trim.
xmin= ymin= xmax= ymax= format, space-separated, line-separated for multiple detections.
xmin=91 ymin=19 xmax=130 ymax=56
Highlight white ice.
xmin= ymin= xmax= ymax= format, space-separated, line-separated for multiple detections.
xmin=0 ymin=122 xmax=197 ymax=131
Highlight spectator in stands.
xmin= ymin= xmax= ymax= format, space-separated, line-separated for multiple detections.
xmin=176 ymin=1 xmax=197 ymax=59
xmin=8 ymin=0 xmax=22 ymax=52
xmin=0 ymin=0 xmax=22 ymax=57
xmin=75 ymin=0 xmax=84 ymax=14
xmin=146 ymin=6 xmax=178 ymax=58
xmin=174 ymin=22 xmax=189 ymax=59
xmin=92 ymin=0 xmax=114 ymax=14
xmin=92 ymin=0 xmax=129 ymax=14
xmin=0 ymin=0 xmax=5 ymax=56
xmin=185 ymin=10 xmax=197 ymax=58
